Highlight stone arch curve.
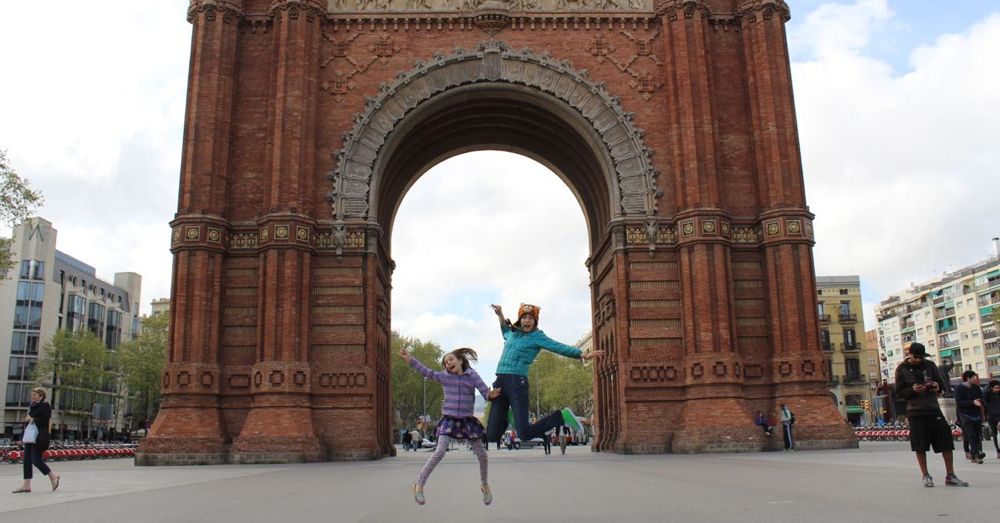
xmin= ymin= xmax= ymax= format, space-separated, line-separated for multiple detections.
xmin=327 ymin=40 xmax=662 ymax=227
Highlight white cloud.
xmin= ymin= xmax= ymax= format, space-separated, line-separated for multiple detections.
xmin=793 ymin=7 xmax=1000 ymax=327
xmin=391 ymin=152 xmax=592 ymax=382
xmin=0 ymin=1 xmax=189 ymax=311
xmin=2 ymin=0 xmax=996 ymax=362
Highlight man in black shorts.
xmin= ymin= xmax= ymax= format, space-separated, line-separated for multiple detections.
xmin=894 ymin=342 xmax=968 ymax=487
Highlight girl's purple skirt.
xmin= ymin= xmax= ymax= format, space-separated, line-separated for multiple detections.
xmin=435 ymin=415 xmax=486 ymax=440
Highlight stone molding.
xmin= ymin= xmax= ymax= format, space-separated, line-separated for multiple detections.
xmin=620 ymin=214 xmax=814 ymax=251
xmin=188 ymin=0 xmax=244 ymax=22
xmin=736 ymin=0 xmax=790 ymax=23
xmin=328 ymin=40 xmax=662 ymax=224
xmin=326 ymin=0 xmax=652 ymax=12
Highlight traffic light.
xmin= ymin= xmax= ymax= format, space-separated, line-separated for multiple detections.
xmin=862 ymin=400 xmax=871 ymax=410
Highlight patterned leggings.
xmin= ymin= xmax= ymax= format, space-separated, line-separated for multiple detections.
xmin=416 ymin=436 xmax=488 ymax=487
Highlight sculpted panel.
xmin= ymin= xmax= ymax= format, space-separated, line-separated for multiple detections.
xmin=327 ymin=0 xmax=650 ymax=12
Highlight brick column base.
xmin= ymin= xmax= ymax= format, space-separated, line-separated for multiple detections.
xmin=230 ymin=404 xmax=325 ymax=464
xmin=136 ymin=402 xmax=229 ymax=466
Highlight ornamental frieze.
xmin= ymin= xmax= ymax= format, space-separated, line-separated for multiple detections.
xmin=327 ymin=0 xmax=651 ymax=12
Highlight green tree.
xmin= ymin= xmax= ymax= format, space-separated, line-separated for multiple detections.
xmin=528 ymin=350 xmax=594 ymax=419
xmin=32 ymin=330 xmax=113 ymax=438
xmin=391 ymin=332 xmax=444 ymax=431
xmin=0 ymin=150 xmax=44 ymax=276
xmin=116 ymin=313 xmax=168 ymax=432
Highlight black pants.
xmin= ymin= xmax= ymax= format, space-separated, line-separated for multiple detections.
xmin=23 ymin=443 xmax=51 ymax=480
xmin=782 ymin=424 xmax=794 ymax=449
xmin=990 ymin=416 xmax=1000 ymax=454
xmin=486 ymin=374 xmax=566 ymax=443
xmin=959 ymin=415 xmax=983 ymax=457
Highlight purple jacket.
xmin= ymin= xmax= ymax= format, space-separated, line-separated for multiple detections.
xmin=408 ymin=357 xmax=489 ymax=418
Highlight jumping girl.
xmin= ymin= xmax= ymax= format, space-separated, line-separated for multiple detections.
xmin=485 ymin=303 xmax=603 ymax=447
xmin=398 ymin=346 xmax=500 ymax=506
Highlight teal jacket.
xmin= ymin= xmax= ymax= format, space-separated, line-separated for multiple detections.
xmin=495 ymin=322 xmax=582 ymax=377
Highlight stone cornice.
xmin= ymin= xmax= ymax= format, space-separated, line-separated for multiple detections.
xmin=736 ymin=0 xmax=791 ymax=24
xmin=188 ymin=0 xmax=244 ymax=23
xmin=269 ymin=0 xmax=327 ymax=19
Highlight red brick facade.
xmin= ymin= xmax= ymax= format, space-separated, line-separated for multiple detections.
xmin=137 ymin=0 xmax=856 ymax=465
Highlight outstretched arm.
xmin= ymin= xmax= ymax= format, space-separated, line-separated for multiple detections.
xmin=398 ymin=348 xmax=447 ymax=383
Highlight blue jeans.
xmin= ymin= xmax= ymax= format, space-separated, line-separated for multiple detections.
xmin=486 ymin=374 xmax=564 ymax=443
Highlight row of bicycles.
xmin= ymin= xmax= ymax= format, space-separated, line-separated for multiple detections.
xmin=0 ymin=442 xmax=138 ymax=464
xmin=854 ymin=422 xmax=992 ymax=442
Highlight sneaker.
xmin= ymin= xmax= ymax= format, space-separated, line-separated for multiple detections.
xmin=945 ymin=474 xmax=969 ymax=487
xmin=922 ymin=474 xmax=934 ymax=488
xmin=965 ymin=451 xmax=972 ymax=460
xmin=481 ymin=484 xmax=492 ymax=506
xmin=973 ymin=457 xmax=984 ymax=464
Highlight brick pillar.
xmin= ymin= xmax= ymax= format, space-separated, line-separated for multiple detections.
xmin=230 ymin=0 xmax=326 ymax=463
xmin=657 ymin=0 xmax=755 ymax=452
xmin=137 ymin=0 xmax=242 ymax=466
xmin=739 ymin=0 xmax=855 ymax=448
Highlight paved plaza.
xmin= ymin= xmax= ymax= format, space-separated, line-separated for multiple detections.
xmin=2 ymin=442 xmax=999 ymax=522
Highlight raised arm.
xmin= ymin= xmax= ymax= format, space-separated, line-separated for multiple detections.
xmin=399 ymin=348 xmax=448 ymax=383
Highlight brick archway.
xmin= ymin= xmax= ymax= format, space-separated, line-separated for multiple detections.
xmin=328 ymin=39 xmax=661 ymax=232
xmin=138 ymin=0 xmax=856 ymax=465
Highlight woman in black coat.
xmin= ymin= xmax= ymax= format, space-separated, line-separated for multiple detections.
xmin=12 ymin=388 xmax=60 ymax=493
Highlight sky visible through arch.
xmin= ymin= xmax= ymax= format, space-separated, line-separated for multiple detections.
xmin=0 ymin=1 xmax=997 ymax=383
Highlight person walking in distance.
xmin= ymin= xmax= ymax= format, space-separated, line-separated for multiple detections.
xmin=894 ymin=342 xmax=968 ymax=487
xmin=485 ymin=303 xmax=603 ymax=447
xmin=399 ymin=347 xmax=500 ymax=505
xmin=954 ymin=370 xmax=986 ymax=464
xmin=11 ymin=388 xmax=60 ymax=494
xmin=779 ymin=404 xmax=795 ymax=451
xmin=985 ymin=379 xmax=1000 ymax=460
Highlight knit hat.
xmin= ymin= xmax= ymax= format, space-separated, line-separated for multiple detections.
xmin=513 ymin=303 xmax=540 ymax=330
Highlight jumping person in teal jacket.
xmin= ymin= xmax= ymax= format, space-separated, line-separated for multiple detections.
xmin=485 ymin=303 xmax=602 ymax=446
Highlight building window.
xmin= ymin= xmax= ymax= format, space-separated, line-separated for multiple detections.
xmin=66 ymin=294 xmax=86 ymax=332
xmin=88 ymin=302 xmax=106 ymax=337
xmin=19 ymin=260 xmax=45 ymax=281
xmin=105 ymin=309 xmax=122 ymax=349
xmin=846 ymin=358 xmax=861 ymax=380
xmin=844 ymin=329 xmax=857 ymax=349
xmin=839 ymin=289 xmax=849 ymax=295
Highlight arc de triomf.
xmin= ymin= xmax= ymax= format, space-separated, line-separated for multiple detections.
xmin=138 ymin=0 xmax=857 ymax=465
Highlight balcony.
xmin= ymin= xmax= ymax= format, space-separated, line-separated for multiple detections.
xmin=821 ymin=341 xmax=833 ymax=352
xmin=826 ymin=375 xmax=841 ymax=386
xmin=818 ymin=314 xmax=831 ymax=323
xmin=985 ymin=342 xmax=1000 ymax=356
xmin=844 ymin=375 xmax=868 ymax=386
xmin=939 ymin=335 xmax=960 ymax=349
xmin=839 ymin=313 xmax=857 ymax=324
xmin=933 ymin=307 xmax=956 ymax=320
xmin=842 ymin=342 xmax=861 ymax=352
xmin=899 ymin=320 xmax=916 ymax=331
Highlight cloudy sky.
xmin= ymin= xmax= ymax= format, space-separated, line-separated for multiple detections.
xmin=1 ymin=1 xmax=998 ymax=384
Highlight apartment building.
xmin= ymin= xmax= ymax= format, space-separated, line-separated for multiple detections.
xmin=0 ymin=218 xmax=141 ymax=440
xmin=817 ymin=276 xmax=877 ymax=425
xmin=876 ymin=241 xmax=1000 ymax=386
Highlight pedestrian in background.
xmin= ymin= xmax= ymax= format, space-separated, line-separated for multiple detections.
xmin=954 ymin=370 xmax=985 ymax=464
xmin=985 ymin=379 xmax=1000 ymax=460
xmin=894 ymin=342 xmax=968 ymax=487
xmin=12 ymin=388 xmax=60 ymax=494
xmin=779 ymin=404 xmax=795 ymax=451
